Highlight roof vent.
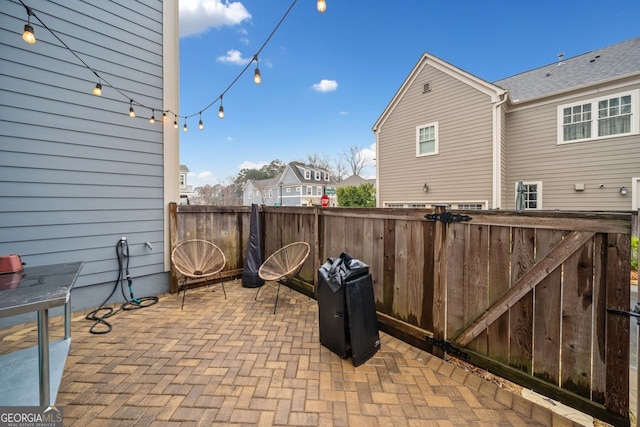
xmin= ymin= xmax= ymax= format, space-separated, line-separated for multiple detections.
xmin=423 ymin=82 xmax=431 ymax=93
xmin=557 ymin=52 xmax=564 ymax=65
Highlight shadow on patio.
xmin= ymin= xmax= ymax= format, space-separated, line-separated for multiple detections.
xmin=1 ymin=280 xmax=586 ymax=426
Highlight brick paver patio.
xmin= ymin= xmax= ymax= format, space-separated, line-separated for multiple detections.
xmin=0 ymin=280 xmax=582 ymax=426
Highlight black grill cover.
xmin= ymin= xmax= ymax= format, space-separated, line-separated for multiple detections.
xmin=242 ymin=204 xmax=264 ymax=288
xmin=318 ymin=253 xmax=380 ymax=366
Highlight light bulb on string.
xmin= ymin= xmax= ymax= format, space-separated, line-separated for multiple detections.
xmin=218 ymin=97 xmax=224 ymax=119
xmin=317 ymin=0 xmax=327 ymax=13
xmin=162 ymin=112 xmax=167 ymax=122
xmin=92 ymin=82 xmax=102 ymax=96
xmin=173 ymin=118 xmax=178 ymax=129
xmin=198 ymin=112 xmax=204 ymax=130
xmin=22 ymin=8 xmax=35 ymax=44
xmin=129 ymin=100 xmax=136 ymax=118
xmin=183 ymin=118 xmax=188 ymax=132
xmin=253 ymin=55 xmax=261 ymax=84
xmin=149 ymin=109 xmax=155 ymax=124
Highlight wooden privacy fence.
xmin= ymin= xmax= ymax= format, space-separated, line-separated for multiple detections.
xmin=169 ymin=203 xmax=634 ymax=426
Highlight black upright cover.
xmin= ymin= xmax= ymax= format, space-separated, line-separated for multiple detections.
xmin=317 ymin=269 xmax=351 ymax=359
xmin=317 ymin=253 xmax=380 ymax=366
xmin=242 ymin=204 xmax=264 ymax=288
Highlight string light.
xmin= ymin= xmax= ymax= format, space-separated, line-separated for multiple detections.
xmin=198 ymin=112 xmax=204 ymax=130
xmin=16 ymin=0 xmax=320 ymax=129
xmin=92 ymin=82 xmax=102 ymax=96
xmin=22 ymin=6 xmax=35 ymax=44
xmin=253 ymin=56 xmax=261 ymax=85
xmin=128 ymin=100 xmax=135 ymax=118
xmin=163 ymin=112 xmax=167 ymax=122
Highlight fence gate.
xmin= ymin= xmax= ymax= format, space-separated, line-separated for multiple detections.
xmin=426 ymin=206 xmax=632 ymax=427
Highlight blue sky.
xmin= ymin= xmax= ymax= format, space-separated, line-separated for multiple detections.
xmin=178 ymin=0 xmax=640 ymax=188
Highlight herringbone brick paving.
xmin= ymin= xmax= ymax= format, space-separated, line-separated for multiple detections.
xmin=0 ymin=280 xmax=581 ymax=426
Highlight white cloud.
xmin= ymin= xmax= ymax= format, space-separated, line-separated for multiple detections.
xmin=216 ymin=49 xmax=251 ymax=65
xmin=179 ymin=0 xmax=252 ymax=38
xmin=198 ymin=171 xmax=214 ymax=179
xmin=312 ymin=79 xmax=338 ymax=92
xmin=339 ymin=111 xmax=349 ymax=115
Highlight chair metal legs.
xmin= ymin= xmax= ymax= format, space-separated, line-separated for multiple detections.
xmin=180 ymin=275 xmax=226 ymax=310
xmin=255 ymin=280 xmax=287 ymax=314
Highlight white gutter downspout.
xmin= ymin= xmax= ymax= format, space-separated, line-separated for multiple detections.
xmin=375 ymin=131 xmax=380 ymax=207
xmin=492 ymin=91 xmax=508 ymax=209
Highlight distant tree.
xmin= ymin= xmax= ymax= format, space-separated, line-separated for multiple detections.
xmin=233 ymin=159 xmax=286 ymax=200
xmin=193 ymin=184 xmax=219 ymax=205
xmin=332 ymin=158 xmax=348 ymax=182
xmin=337 ymin=183 xmax=376 ymax=207
xmin=304 ymin=152 xmax=333 ymax=171
xmin=342 ymin=145 xmax=367 ymax=176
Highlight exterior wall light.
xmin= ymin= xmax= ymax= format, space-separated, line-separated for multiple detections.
xmin=423 ymin=183 xmax=429 ymax=193
xmin=620 ymin=187 xmax=628 ymax=195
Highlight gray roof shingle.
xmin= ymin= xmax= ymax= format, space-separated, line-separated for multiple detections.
xmin=493 ymin=36 xmax=640 ymax=102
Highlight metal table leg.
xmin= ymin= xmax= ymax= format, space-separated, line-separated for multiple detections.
xmin=37 ymin=309 xmax=50 ymax=406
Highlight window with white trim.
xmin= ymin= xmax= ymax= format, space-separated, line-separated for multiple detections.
xmin=317 ymin=186 xmax=322 ymax=195
xmin=324 ymin=172 xmax=329 ymax=181
xmin=304 ymin=170 xmax=311 ymax=179
xmin=268 ymin=190 xmax=273 ymax=198
xmin=296 ymin=186 xmax=301 ymax=192
xmin=559 ymin=90 xmax=638 ymax=143
xmin=286 ymin=188 xmax=291 ymax=193
xmin=516 ymin=181 xmax=542 ymax=210
xmin=416 ymin=122 xmax=438 ymax=156
xmin=306 ymin=186 xmax=312 ymax=194
xmin=315 ymin=171 xmax=321 ymax=180
xmin=457 ymin=204 xmax=483 ymax=210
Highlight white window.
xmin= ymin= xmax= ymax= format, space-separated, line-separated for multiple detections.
xmin=179 ymin=174 xmax=186 ymax=187
xmin=268 ymin=190 xmax=273 ymax=198
xmin=307 ymin=186 xmax=312 ymax=194
xmin=256 ymin=190 xmax=260 ymax=196
xmin=317 ymin=186 xmax=322 ymax=195
xmin=416 ymin=122 xmax=438 ymax=156
xmin=315 ymin=171 xmax=321 ymax=180
xmin=286 ymin=188 xmax=291 ymax=193
xmin=408 ymin=203 xmax=427 ymax=208
xmin=296 ymin=186 xmax=301 ymax=193
xmin=324 ymin=172 xmax=330 ymax=181
xmin=248 ymin=192 xmax=252 ymax=200
xmin=457 ymin=204 xmax=483 ymax=210
xmin=558 ymin=90 xmax=638 ymax=143
xmin=304 ymin=170 xmax=311 ymax=179
xmin=516 ymin=181 xmax=542 ymax=210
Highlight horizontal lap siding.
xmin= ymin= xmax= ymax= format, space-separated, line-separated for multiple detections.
xmin=506 ymin=83 xmax=640 ymax=210
xmin=0 ymin=1 xmax=166 ymax=296
xmin=378 ymin=62 xmax=495 ymax=206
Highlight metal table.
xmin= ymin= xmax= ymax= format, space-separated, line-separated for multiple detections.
xmin=0 ymin=261 xmax=82 ymax=406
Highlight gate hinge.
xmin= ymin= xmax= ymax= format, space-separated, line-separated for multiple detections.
xmin=425 ymin=336 xmax=469 ymax=359
xmin=424 ymin=212 xmax=472 ymax=223
xmin=607 ymin=302 xmax=640 ymax=324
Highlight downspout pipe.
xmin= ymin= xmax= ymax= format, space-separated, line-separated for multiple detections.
xmin=492 ymin=91 xmax=508 ymax=209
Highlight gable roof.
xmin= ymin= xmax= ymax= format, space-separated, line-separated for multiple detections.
xmin=373 ymin=52 xmax=506 ymax=132
xmin=494 ymin=36 xmax=640 ymax=103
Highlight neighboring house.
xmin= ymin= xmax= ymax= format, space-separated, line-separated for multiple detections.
xmin=242 ymin=162 xmax=339 ymax=206
xmin=373 ymin=36 xmax=640 ymax=211
xmin=180 ymin=164 xmax=194 ymax=204
xmin=0 ymin=0 xmax=179 ymax=323
xmin=337 ymin=175 xmax=376 ymax=188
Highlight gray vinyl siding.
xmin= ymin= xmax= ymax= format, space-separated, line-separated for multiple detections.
xmin=506 ymin=82 xmax=640 ymax=210
xmin=0 ymin=0 xmax=167 ymax=320
xmin=378 ymin=63 xmax=495 ymax=207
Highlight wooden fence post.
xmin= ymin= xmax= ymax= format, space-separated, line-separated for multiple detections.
xmin=169 ymin=202 xmax=178 ymax=293
xmin=432 ymin=204 xmax=448 ymax=358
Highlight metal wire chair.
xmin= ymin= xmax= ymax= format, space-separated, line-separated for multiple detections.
xmin=256 ymin=241 xmax=310 ymax=314
xmin=171 ymin=239 xmax=226 ymax=309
